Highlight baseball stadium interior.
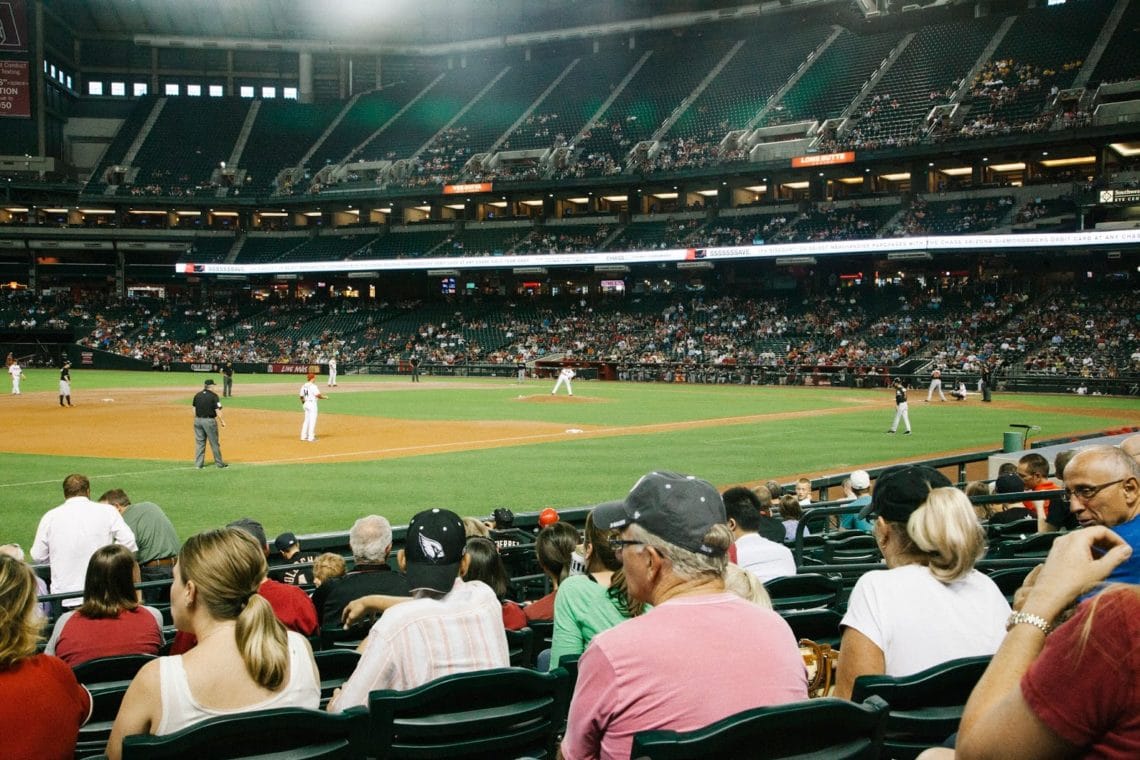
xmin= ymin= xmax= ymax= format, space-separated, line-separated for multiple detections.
xmin=2 ymin=0 xmax=1140 ymax=757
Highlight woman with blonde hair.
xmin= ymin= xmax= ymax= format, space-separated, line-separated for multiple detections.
xmin=0 ymin=554 xmax=91 ymax=760
xmin=548 ymin=504 xmax=646 ymax=667
xmin=106 ymin=527 xmax=319 ymax=759
xmin=835 ymin=466 xmax=1009 ymax=699
xmin=45 ymin=544 xmax=164 ymax=666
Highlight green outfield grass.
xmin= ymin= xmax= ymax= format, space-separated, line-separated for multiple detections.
xmin=3 ymin=369 xmax=1138 ymax=548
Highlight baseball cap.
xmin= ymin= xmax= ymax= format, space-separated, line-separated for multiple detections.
xmin=994 ymin=473 xmax=1025 ymax=494
xmin=404 ymin=508 xmax=466 ymax=594
xmin=227 ymin=518 xmax=268 ymax=552
xmin=274 ymin=532 xmax=298 ymax=552
xmin=850 ymin=470 xmax=871 ymax=491
xmin=858 ymin=465 xmax=952 ymax=522
xmin=593 ymin=471 xmax=727 ymax=556
xmin=204 ymin=378 xmax=216 ymax=386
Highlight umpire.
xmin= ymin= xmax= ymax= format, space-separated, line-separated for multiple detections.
xmin=192 ymin=378 xmax=228 ymax=469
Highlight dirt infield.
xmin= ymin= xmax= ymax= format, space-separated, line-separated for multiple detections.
xmin=3 ymin=383 xmax=1133 ymax=473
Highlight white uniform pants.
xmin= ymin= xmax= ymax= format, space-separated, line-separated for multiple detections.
xmin=890 ymin=402 xmax=911 ymax=433
xmin=926 ymin=378 xmax=945 ymax=401
xmin=328 ymin=368 xmax=337 ymax=386
xmin=552 ymin=376 xmax=573 ymax=395
xmin=301 ymin=405 xmax=318 ymax=441
xmin=10 ymin=376 xmax=19 ymax=394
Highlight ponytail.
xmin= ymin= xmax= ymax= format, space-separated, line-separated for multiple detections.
xmin=234 ymin=593 xmax=289 ymax=691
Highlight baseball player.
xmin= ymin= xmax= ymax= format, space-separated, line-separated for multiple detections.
xmin=516 ymin=357 xmax=526 ymax=384
xmin=887 ymin=377 xmax=912 ymax=435
xmin=299 ymin=372 xmax=326 ymax=442
xmin=8 ymin=360 xmax=22 ymax=394
xmin=925 ymin=367 xmax=946 ymax=402
xmin=59 ymin=361 xmax=72 ymax=407
xmin=551 ymin=366 xmax=575 ymax=396
xmin=327 ymin=357 xmax=337 ymax=387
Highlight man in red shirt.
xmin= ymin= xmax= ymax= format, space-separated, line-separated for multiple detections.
xmin=1017 ymin=453 xmax=1063 ymax=533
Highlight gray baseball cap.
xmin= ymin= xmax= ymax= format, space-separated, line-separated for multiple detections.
xmin=593 ymin=471 xmax=727 ymax=556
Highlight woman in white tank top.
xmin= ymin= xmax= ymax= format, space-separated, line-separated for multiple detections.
xmin=106 ymin=527 xmax=320 ymax=759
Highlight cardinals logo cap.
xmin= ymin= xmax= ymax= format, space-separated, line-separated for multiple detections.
xmin=403 ymin=508 xmax=466 ymax=593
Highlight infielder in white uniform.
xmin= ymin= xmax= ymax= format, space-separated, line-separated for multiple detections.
xmin=9 ymin=361 xmax=22 ymax=394
xmin=888 ymin=378 xmax=912 ymax=434
xmin=327 ymin=357 xmax=338 ymax=387
xmin=299 ymin=372 xmax=326 ymax=442
xmin=551 ymin=366 xmax=575 ymax=396
xmin=925 ymin=368 xmax=946 ymax=402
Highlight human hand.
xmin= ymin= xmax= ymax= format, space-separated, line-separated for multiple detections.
xmin=342 ymin=598 xmax=368 ymax=628
xmin=1019 ymin=527 xmax=1132 ymax=622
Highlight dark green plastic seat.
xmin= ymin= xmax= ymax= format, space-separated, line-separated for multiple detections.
xmin=630 ymin=695 xmax=889 ymax=760
xmin=120 ymin=706 xmax=369 ymax=759
xmin=314 ymin=648 xmax=361 ymax=708
xmin=764 ymin=573 xmax=842 ymax=611
xmin=366 ymin=666 xmax=570 ymax=759
xmin=850 ymin=655 xmax=993 ymax=760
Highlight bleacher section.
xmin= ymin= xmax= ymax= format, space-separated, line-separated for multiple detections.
xmin=889 ymin=196 xmax=1014 ymax=236
xmin=1089 ymin=0 xmax=1140 ymax=85
xmin=606 ymin=218 xmax=706 ymax=251
xmin=241 ymin=100 xmax=346 ymax=192
xmin=358 ymin=227 xmax=453 ymax=259
xmin=776 ymin=203 xmax=899 ymax=243
xmin=85 ymin=97 xmax=157 ymax=193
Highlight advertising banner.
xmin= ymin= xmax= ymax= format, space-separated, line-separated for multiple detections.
xmin=0 ymin=59 xmax=30 ymax=118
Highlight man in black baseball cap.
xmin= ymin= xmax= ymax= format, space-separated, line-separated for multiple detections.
xmin=563 ymin=472 xmax=808 ymax=760
xmin=329 ymin=507 xmax=509 ymax=712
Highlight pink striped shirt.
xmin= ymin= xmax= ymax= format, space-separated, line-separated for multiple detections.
xmin=331 ymin=578 xmax=509 ymax=710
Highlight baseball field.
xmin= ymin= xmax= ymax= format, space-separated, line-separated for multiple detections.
xmin=3 ymin=368 xmax=1139 ymax=548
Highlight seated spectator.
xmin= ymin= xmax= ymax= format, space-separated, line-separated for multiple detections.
xmin=462 ymin=536 xmax=526 ymax=630
xmin=743 ymin=485 xmax=789 ymax=543
xmin=0 ymin=554 xmax=91 ymax=760
xmin=722 ymin=486 xmax=795 ymax=582
xmin=1017 ymin=453 xmax=1064 ymax=530
xmin=724 ymin=562 xmax=773 ymax=608
xmin=779 ymin=494 xmax=811 ymax=542
xmin=106 ymin=527 xmax=320 ymax=759
xmin=990 ymin=472 xmax=1033 ymax=524
xmin=964 ymin=480 xmax=993 ymax=522
xmin=524 ymin=521 xmax=579 ymax=622
xmin=269 ymin=532 xmax=318 ymax=586
xmin=548 ymin=506 xmax=646 ymax=668
xmin=0 ymin=543 xmax=50 ymax=617
xmin=168 ymin=518 xmax=318 ymax=653
xmin=44 ymin=544 xmax=163 ymax=667
xmin=1060 ymin=446 xmax=1140 ymax=587
xmin=561 ymin=472 xmax=808 ymax=760
xmin=835 ymin=468 xmax=1010 ymax=698
xmin=839 ymin=470 xmax=874 ymax=532
xmin=311 ymin=515 xmax=409 ymax=628
xmin=462 ymin=515 xmax=491 ymax=538
xmin=920 ymin=528 xmax=1137 ymax=760
xmin=329 ymin=509 xmax=509 ymax=711
xmin=311 ymin=552 xmax=346 ymax=588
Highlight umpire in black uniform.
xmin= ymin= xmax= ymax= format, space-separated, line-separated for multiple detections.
xmin=192 ymin=378 xmax=228 ymax=469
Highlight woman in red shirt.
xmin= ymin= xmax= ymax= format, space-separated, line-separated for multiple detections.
xmin=524 ymin=522 xmax=580 ymax=622
xmin=45 ymin=544 xmax=163 ymax=667
xmin=0 ymin=555 xmax=91 ymax=760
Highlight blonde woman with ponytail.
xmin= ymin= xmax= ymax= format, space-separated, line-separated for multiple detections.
xmin=106 ymin=528 xmax=319 ymax=759
xmin=835 ymin=466 xmax=1010 ymax=700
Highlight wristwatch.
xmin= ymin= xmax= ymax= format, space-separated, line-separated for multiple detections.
xmin=1006 ymin=611 xmax=1053 ymax=636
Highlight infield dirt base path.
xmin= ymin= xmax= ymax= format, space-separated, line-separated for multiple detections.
xmin=2 ymin=382 xmax=1134 ymax=471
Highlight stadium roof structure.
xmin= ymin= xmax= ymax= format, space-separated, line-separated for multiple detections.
xmin=45 ymin=0 xmax=845 ymax=49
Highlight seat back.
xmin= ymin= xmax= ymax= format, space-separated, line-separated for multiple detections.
xmin=763 ymin=573 xmax=842 ymax=611
xmin=778 ymin=608 xmax=844 ymax=648
xmin=72 ymin=654 xmax=157 ymax=688
xmin=850 ymin=655 xmax=993 ymax=760
xmin=995 ymin=532 xmax=1061 ymax=559
xmin=120 ymin=706 xmax=369 ymax=759
xmin=75 ymin=683 xmax=130 ymax=759
xmin=630 ymin=696 xmax=889 ymax=760
xmin=985 ymin=566 xmax=1034 ymax=603
xmin=505 ymin=626 xmax=536 ymax=668
xmin=821 ymin=534 xmax=881 ymax=565
xmin=314 ymin=649 xmax=362 ymax=708
xmin=367 ymin=666 xmax=570 ymax=760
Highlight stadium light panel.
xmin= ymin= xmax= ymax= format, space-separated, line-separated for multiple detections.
xmin=835 ymin=177 xmax=863 ymax=185
xmin=879 ymin=173 xmax=910 ymax=182
xmin=488 ymin=201 xmax=508 ymax=208
xmin=744 ymin=185 xmax=767 ymax=193
xmin=989 ymin=162 xmax=1026 ymax=172
xmin=651 ymin=192 xmax=678 ymax=199
xmin=695 ymin=190 xmax=719 ymax=196
xmin=520 ymin=200 xmax=544 ymax=206
xmin=782 ymin=181 xmax=810 ymax=189
xmin=939 ymin=167 xmax=972 ymax=176
xmin=1110 ymin=143 xmax=1140 ymax=157
xmin=602 ymin=195 xmax=628 ymax=202
xmin=128 ymin=210 xmax=166 ymax=215
xmin=78 ymin=209 xmax=116 ymax=214
xmin=258 ymin=212 xmax=288 ymax=217
xmin=444 ymin=204 xmax=465 ymax=210
xmin=567 ymin=197 xmax=590 ymax=204
xmin=1039 ymin=156 xmax=1095 ymax=167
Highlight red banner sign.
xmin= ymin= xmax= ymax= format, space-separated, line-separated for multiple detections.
xmin=791 ymin=152 xmax=855 ymax=169
xmin=0 ymin=59 xmax=30 ymax=118
xmin=0 ymin=0 xmax=28 ymax=53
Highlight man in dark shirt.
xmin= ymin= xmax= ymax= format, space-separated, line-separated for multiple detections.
xmin=192 ymin=378 xmax=227 ymax=469
xmin=59 ymin=361 xmax=72 ymax=407
xmin=312 ymin=515 xmax=409 ymax=630
xmin=221 ymin=361 xmax=234 ymax=397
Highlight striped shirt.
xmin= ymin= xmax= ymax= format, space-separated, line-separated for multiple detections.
xmin=331 ymin=578 xmax=509 ymax=710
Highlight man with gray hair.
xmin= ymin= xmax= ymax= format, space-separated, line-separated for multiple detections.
xmin=1060 ymin=445 xmax=1140 ymax=587
xmin=312 ymin=515 xmax=410 ymax=628
xmin=561 ymin=471 xmax=808 ymax=760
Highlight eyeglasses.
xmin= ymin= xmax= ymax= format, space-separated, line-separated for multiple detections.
xmin=608 ymin=538 xmax=647 ymax=554
xmin=1063 ymin=479 xmax=1127 ymax=503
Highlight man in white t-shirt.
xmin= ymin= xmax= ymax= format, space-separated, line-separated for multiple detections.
xmin=299 ymin=372 xmax=326 ymax=442
xmin=551 ymin=366 xmax=575 ymax=396
xmin=30 ymin=473 xmax=138 ymax=607
xmin=722 ymin=486 xmax=795 ymax=581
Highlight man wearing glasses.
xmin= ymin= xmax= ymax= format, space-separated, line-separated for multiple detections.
xmin=560 ymin=471 xmax=808 ymax=760
xmin=1060 ymin=446 xmax=1140 ymax=586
